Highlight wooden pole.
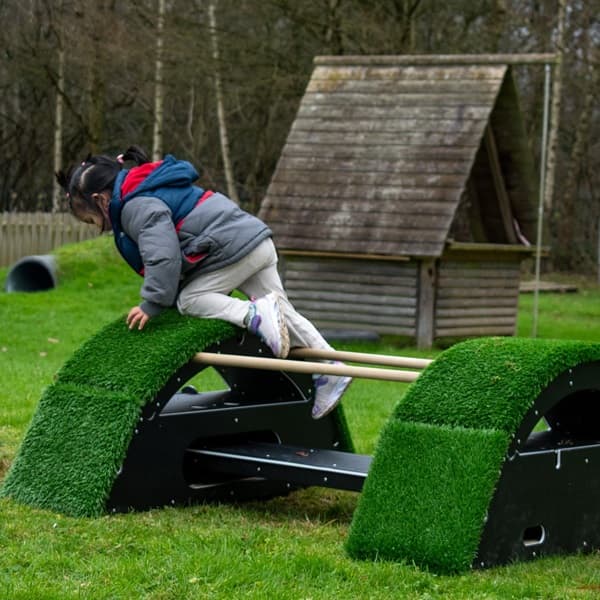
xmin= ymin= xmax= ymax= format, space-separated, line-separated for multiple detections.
xmin=289 ymin=348 xmax=432 ymax=369
xmin=193 ymin=352 xmax=421 ymax=383
xmin=314 ymin=54 xmax=559 ymax=66
xmin=532 ymin=64 xmax=552 ymax=338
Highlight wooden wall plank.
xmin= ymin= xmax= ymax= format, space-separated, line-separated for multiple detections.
xmin=306 ymin=78 xmax=502 ymax=94
xmin=284 ymin=257 xmax=417 ymax=275
xmin=291 ymin=117 xmax=488 ymax=134
xmin=290 ymin=298 xmax=417 ymax=316
xmin=277 ymin=237 xmax=441 ymax=255
xmin=436 ymin=296 xmax=517 ymax=308
xmin=287 ymin=128 xmax=482 ymax=147
xmin=436 ymin=287 xmax=518 ymax=298
xmin=311 ymin=319 xmax=416 ymax=336
xmin=435 ymin=325 xmax=515 ymax=337
xmin=276 ymin=155 xmax=472 ymax=175
xmin=269 ymin=211 xmax=455 ymax=232
xmin=267 ymin=197 xmax=457 ymax=215
xmin=272 ymin=224 xmax=446 ymax=243
xmin=282 ymin=143 xmax=478 ymax=161
xmin=436 ymin=306 xmax=516 ymax=318
xmin=265 ymin=187 xmax=460 ymax=202
xmin=302 ymin=91 xmax=498 ymax=107
xmin=285 ymin=271 xmax=418 ymax=288
xmin=436 ymin=316 xmax=516 ymax=327
xmin=272 ymin=170 xmax=466 ymax=188
xmin=296 ymin=103 xmax=492 ymax=121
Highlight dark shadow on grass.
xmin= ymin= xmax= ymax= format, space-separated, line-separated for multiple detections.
xmin=239 ymin=486 xmax=360 ymax=525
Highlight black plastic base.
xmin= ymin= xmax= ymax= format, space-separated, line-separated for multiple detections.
xmin=106 ymin=333 xmax=351 ymax=512
xmin=190 ymin=442 xmax=371 ymax=492
xmin=475 ymin=361 xmax=600 ymax=568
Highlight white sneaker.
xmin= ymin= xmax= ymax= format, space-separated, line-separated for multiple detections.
xmin=312 ymin=363 xmax=352 ymax=419
xmin=246 ymin=292 xmax=290 ymax=358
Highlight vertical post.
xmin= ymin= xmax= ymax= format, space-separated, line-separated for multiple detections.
xmin=416 ymin=259 xmax=436 ymax=349
xmin=532 ymin=63 xmax=552 ymax=338
xmin=52 ymin=46 xmax=65 ymax=213
xmin=597 ymin=216 xmax=600 ymax=285
xmin=152 ymin=0 xmax=166 ymax=161
xmin=52 ymin=0 xmax=65 ymax=213
xmin=209 ymin=1 xmax=239 ymax=204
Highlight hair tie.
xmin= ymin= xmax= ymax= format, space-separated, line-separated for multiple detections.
xmin=116 ymin=154 xmax=124 ymax=165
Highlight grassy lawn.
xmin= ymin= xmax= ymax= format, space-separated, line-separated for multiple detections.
xmin=2 ymin=236 xmax=600 ymax=599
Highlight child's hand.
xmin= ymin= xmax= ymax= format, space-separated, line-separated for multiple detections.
xmin=127 ymin=306 xmax=150 ymax=330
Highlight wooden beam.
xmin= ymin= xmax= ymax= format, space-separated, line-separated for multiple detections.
xmin=483 ymin=126 xmax=518 ymax=244
xmin=314 ymin=54 xmax=559 ymax=66
xmin=280 ymin=250 xmax=410 ymax=262
xmin=193 ymin=352 xmax=421 ymax=383
xmin=444 ymin=241 xmax=536 ymax=254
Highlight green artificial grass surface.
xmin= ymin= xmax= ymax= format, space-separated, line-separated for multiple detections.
xmin=347 ymin=421 xmax=509 ymax=573
xmin=394 ymin=336 xmax=600 ymax=433
xmin=347 ymin=336 xmax=600 ymax=574
xmin=1 ymin=311 xmax=238 ymax=516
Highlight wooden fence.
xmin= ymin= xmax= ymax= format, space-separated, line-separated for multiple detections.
xmin=0 ymin=212 xmax=97 ymax=268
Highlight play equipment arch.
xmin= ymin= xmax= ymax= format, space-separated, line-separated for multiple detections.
xmin=3 ymin=313 xmax=600 ymax=573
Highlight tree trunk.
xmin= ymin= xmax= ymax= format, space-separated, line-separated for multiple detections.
xmin=325 ymin=0 xmax=343 ymax=54
xmin=209 ymin=0 xmax=239 ymax=204
xmin=152 ymin=0 xmax=166 ymax=161
xmin=557 ymin=36 xmax=598 ymax=268
xmin=52 ymin=46 xmax=65 ymax=213
xmin=489 ymin=0 xmax=507 ymax=52
xmin=543 ymin=0 xmax=566 ymax=213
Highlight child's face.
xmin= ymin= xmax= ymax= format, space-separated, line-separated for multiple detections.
xmin=71 ymin=196 xmax=107 ymax=232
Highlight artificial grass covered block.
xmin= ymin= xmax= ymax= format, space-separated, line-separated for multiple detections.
xmin=395 ymin=337 xmax=600 ymax=433
xmin=346 ymin=420 xmax=509 ymax=573
xmin=347 ymin=336 xmax=600 ymax=573
xmin=1 ymin=383 xmax=140 ymax=517
xmin=1 ymin=311 xmax=237 ymax=516
xmin=55 ymin=309 xmax=237 ymax=402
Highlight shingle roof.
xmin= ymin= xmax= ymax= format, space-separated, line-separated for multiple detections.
xmin=259 ymin=56 xmax=537 ymax=258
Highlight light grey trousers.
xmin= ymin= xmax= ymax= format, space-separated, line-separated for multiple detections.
xmin=177 ymin=238 xmax=331 ymax=351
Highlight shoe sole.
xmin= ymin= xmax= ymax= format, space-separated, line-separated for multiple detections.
xmin=273 ymin=294 xmax=290 ymax=358
xmin=312 ymin=377 xmax=352 ymax=420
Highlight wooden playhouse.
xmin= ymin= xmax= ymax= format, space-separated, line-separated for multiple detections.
xmin=258 ymin=55 xmax=539 ymax=347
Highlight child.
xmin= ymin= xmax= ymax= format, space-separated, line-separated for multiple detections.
xmin=56 ymin=145 xmax=351 ymax=419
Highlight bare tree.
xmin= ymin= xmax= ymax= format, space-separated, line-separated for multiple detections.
xmin=556 ymin=5 xmax=598 ymax=268
xmin=209 ymin=0 xmax=239 ymax=203
xmin=543 ymin=0 xmax=566 ymax=212
xmin=52 ymin=45 xmax=65 ymax=212
xmin=152 ymin=0 xmax=166 ymax=161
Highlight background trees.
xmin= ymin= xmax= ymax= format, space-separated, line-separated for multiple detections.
xmin=0 ymin=0 xmax=597 ymax=271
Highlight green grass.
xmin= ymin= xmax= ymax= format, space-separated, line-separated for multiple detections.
xmin=1 ymin=238 xmax=600 ymax=597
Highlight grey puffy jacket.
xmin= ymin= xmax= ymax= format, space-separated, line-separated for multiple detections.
xmin=121 ymin=192 xmax=272 ymax=316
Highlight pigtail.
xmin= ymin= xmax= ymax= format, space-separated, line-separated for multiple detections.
xmin=119 ymin=145 xmax=150 ymax=166
xmin=55 ymin=168 xmax=72 ymax=194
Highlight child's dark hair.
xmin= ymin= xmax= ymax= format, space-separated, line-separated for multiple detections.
xmin=55 ymin=145 xmax=150 ymax=210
